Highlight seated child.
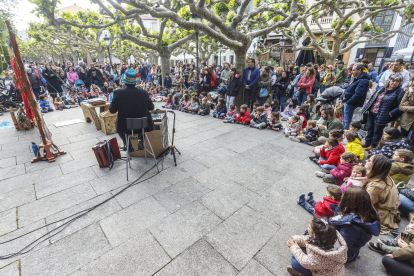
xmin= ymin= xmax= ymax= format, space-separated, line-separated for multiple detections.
xmin=267 ymin=111 xmax=282 ymax=131
xmin=316 ymin=152 xmax=358 ymax=185
xmin=298 ymin=185 xmax=343 ymax=217
xmin=107 ymin=87 xmax=114 ymax=102
xmin=53 ymin=96 xmax=69 ymax=110
xmin=223 ymin=105 xmax=238 ymax=123
xmin=217 ymin=82 xmax=227 ymax=95
xmin=334 ymin=104 xmax=342 ymax=122
xmin=390 ymin=149 xmax=414 ymax=184
xmin=340 ymin=165 xmax=367 ymax=192
xmin=345 ymin=131 xmax=364 ymax=161
xmin=250 ymin=102 xmax=260 ymax=119
xmin=368 ymin=212 xmax=414 ymax=268
xmin=177 ymin=94 xmax=190 ymax=111
xmin=234 ymin=104 xmax=251 ymax=125
xmin=310 ymin=129 xmax=346 ymax=160
xmin=79 ymin=85 xmax=88 ymax=97
xmin=39 ymin=95 xmax=54 ymax=113
xmin=369 ymin=128 xmax=411 ymax=158
xmin=68 ymin=91 xmax=79 ymax=105
xmin=290 ymin=120 xmax=318 ymax=143
xmin=206 ymin=93 xmax=215 ymax=109
xmin=284 ymin=115 xmax=302 ymax=137
xmin=98 ymin=92 xmax=106 ymax=100
xmin=315 ymin=138 xmax=345 ymax=171
xmin=250 ymin=106 xmax=267 ymax=129
xmin=349 ymin=121 xmax=366 ymax=142
xmin=264 ymin=103 xmax=272 ymax=119
xmin=280 ymin=99 xmax=298 ymax=120
xmin=162 ymin=94 xmax=174 ymax=108
xmin=271 ymin=98 xmax=280 ymax=112
xmin=302 ymin=103 xmax=310 ymax=120
xmin=185 ymin=97 xmax=199 ymax=114
xmin=213 ymin=98 xmax=227 ymax=118
xmin=171 ymin=95 xmax=180 ymax=109
xmin=198 ymin=97 xmax=211 ymax=116
xmin=296 ymin=106 xmax=307 ymax=129
xmin=286 ymin=217 xmax=347 ymax=276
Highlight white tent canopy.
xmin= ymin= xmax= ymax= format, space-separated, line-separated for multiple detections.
xmin=170 ymin=54 xmax=195 ymax=60
xmin=394 ymin=46 xmax=414 ymax=56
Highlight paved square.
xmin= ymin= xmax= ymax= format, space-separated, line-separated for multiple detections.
xmin=0 ymin=103 xmax=410 ymax=275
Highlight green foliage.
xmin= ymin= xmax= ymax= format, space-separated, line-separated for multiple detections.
xmin=179 ymin=6 xmax=191 ymax=21
xmin=363 ymin=23 xmax=374 ymax=32
xmin=254 ymin=0 xmax=261 ymax=8
xmin=228 ymin=0 xmax=240 ymax=11
xmin=214 ymin=2 xmax=229 ymax=16
xmin=296 ymin=26 xmax=305 ymax=37
xmin=375 ymin=26 xmax=384 ymax=33
xmin=331 ymin=18 xmax=339 ymax=29
xmin=226 ymin=11 xmax=236 ymax=24
xmin=344 ymin=18 xmax=354 ymax=28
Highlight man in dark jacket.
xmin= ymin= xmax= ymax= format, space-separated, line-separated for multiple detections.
xmin=226 ymin=68 xmax=240 ymax=108
xmin=109 ymin=68 xmax=155 ymax=151
xmin=164 ymin=73 xmax=172 ymax=89
xmin=87 ymin=65 xmax=104 ymax=89
xmin=27 ymin=69 xmax=42 ymax=100
xmin=243 ymin=59 xmax=260 ymax=111
xmin=139 ymin=65 xmax=148 ymax=82
xmin=340 ymin=64 xmax=370 ymax=129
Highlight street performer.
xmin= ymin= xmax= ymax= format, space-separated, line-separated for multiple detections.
xmin=109 ymin=68 xmax=155 ymax=151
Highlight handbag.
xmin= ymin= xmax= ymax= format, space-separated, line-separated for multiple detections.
xmin=259 ymin=86 xmax=268 ymax=97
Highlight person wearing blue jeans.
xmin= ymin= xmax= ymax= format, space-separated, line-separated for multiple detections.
xmin=277 ymin=95 xmax=286 ymax=112
xmin=319 ymin=157 xmax=337 ymax=170
xmin=364 ymin=111 xmax=386 ymax=149
xmin=290 ymin=247 xmax=312 ymax=276
xmin=298 ymin=92 xmax=307 ymax=106
xmin=342 ymin=103 xmax=358 ymax=130
xmin=399 ymin=194 xmax=414 ymax=217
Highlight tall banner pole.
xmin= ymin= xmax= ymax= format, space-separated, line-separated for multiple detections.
xmin=5 ymin=20 xmax=66 ymax=162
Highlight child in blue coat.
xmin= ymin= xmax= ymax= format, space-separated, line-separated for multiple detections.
xmin=39 ymin=95 xmax=54 ymax=113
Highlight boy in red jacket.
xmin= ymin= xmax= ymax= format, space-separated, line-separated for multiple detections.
xmin=298 ymin=185 xmax=343 ymax=217
xmin=316 ymin=138 xmax=345 ymax=171
xmin=234 ymin=104 xmax=251 ymax=125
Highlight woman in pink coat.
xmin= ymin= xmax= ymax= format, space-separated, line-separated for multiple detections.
xmin=297 ymin=68 xmax=316 ymax=105
xmin=66 ymin=66 xmax=79 ymax=85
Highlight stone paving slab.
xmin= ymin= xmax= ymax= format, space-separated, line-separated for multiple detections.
xmin=0 ymin=102 xmax=405 ymax=275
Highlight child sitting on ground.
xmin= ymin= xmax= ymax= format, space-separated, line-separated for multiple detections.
xmin=345 ymin=131 xmax=364 ymax=161
xmin=223 ymin=105 xmax=238 ymax=123
xmin=286 ymin=217 xmax=347 ymax=276
xmin=290 ymin=120 xmax=319 ymax=143
xmin=349 ymin=121 xmax=366 ymax=142
xmin=390 ymin=149 xmax=414 ymax=184
xmin=250 ymin=102 xmax=260 ymax=119
xmin=267 ymin=111 xmax=282 ymax=131
xmin=310 ymin=129 xmax=345 ymax=160
xmin=296 ymin=106 xmax=307 ymax=129
xmin=302 ymin=103 xmax=310 ymax=120
xmin=316 ymin=152 xmax=358 ymax=185
xmin=53 ymin=96 xmax=69 ymax=110
xmin=198 ymin=97 xmax=211 ymax=116
xmin=284 ymin=115 xmax=302 ymax=137
xmin=177 ymin=94 xmax=190 ymax=111
xmin=271 ymin=98 xmax=280 ymax=112
xmin=264 ymin=103 xmax=272 ymax=119
xmin=298 ymin=185 xmax=343 ymax=217
xmin=250 ymin=106 xmax=267 ymax=129
xmin=368 ymin=212 xmax=414 ymax=266
xmin=315 ymin=138 xmax=345 ymax=171
xmin=207 ymin=93 xmax=215 ymax=109
xmin=68 ymin=91 xmax=79 ymax=105
xmin=340 ymin=165 xmax=367 ymax=192
xmin=234 ymin=104 xmax=251 ymax=125
xmin=162 ymin=94 xmax=174 ymax=108
xmin=369 ymin=128 xmax=411 ymax=158
xmin=213 ymin=98 xmax=227 ymax=118
xmin=185 ymin=97 xmax=199 ymax=114
xmin=39 ymin=95 xmax=54 ymax=113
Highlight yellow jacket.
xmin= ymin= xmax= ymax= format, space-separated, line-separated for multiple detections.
xmin=346 ymin=138 xmax=364 ymax=160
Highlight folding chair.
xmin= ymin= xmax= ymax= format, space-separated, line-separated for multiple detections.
xmin=125 ymin=117 xmax=159 ymax=181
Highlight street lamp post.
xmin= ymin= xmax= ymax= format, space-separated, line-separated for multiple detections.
xmin=74 ymin=44 xmax=79 ymax=65
xmin=279 ymin=36 xmax=286 ymax=69
xmin=184 ymin=50 xmax=186 ymax=64
xmin=218 ymin=44 xmax=223 ymax=65
xmin=104 ymin=34 xmax=113 ymax=69
xmin=191 ymin=14 xmax=202 ymax=92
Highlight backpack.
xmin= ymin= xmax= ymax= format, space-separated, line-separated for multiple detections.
xmin=312 ymin=78 xmax=320 ymax=93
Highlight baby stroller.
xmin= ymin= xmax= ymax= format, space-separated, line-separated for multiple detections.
xmin=74 ymin=79 xmax=85 ymax=90
xmin=315 ymin=86 xmax=344 ymax=114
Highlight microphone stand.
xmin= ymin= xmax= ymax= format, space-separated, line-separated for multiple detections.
xmin=160 ymin=110 xmax=180 ymax=166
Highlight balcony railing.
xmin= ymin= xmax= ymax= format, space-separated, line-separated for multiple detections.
xmin=311 ymin=17 xmax=333 ymax=26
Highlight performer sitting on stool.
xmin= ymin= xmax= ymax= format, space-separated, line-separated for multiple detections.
xmin=109 ymin=68 xmax=155 ymax=152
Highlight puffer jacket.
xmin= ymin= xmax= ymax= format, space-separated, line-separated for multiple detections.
xmin=361 ymin=86 xmax=405 ymax=124
xmin=286 ymin=121 xmax=302 ymax=135
xmin=298 ymin=75 xmax=315 ymax=94
xmin=329 ymin=163 xmax=357 ymax=185
xmin=274 ymin=77 xmax=290 ymax=97
xmin=27 ymin=72 xmax=42 ymax=89
xmin=346 ymin=138 xmax=364 ymax=160
xmin=226 ymin=75 xmax=241 ymax=97
xmin=399 ymin=87 xmax=414 ymax=131
xmin=66 ymin=71 xmax=79 ymax=84
xmin=314 ymin=197 xmax=340 ymax=218
xmin=319 ymin=144 xmax=346 ymax=166
xmin=258 ymin=73 xmax=272 ymax=99
xmin=322 ymin=72 xmax=336 ymax=87
xmin=235 ymin=110 xmax=251 ymax=124
xmin=226 ymin=107 xmax=238 ymax=119
xmin=252 ymin=112 xmax=267 ymax=124
xmin=290 ymin=231 xmax=348 ymax=276
xmin=330 ymin=211 xmax=380 ymax=262
xmin=390 ymin=161 xmax=414 ymax=184
xmin=264 ymin=107 xmax=272 ymax=119
xmin=341 ymin=72 xmax=370 ymax=107
xmin=369 ymin=139 xmax=411 ymax=158
xmin=303 ymin=127 xmax=319 ymax=142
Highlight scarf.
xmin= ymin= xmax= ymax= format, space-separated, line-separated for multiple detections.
xmin=391 ymin=66 xmax=403 ymax=73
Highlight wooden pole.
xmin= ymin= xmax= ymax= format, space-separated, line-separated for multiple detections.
xmin=6 ymin=20 xmax=65 ymax=163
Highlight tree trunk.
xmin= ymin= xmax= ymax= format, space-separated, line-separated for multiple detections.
xmin=86 ymin=50 xmax=92 ymax=66
xmin=160 ymin=53 xmax=170 ymax=89
xmin=233 ymin=49 xmax=248 ymax=109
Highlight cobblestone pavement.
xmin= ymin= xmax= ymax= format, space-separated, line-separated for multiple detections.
xmin=0 ymin=102 xmax=410 ymax=275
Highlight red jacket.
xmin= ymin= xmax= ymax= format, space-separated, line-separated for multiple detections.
xmin=298 ymin=113 xmax=307 ymax=129
xmin=236 ymin=110 xmax=251 ymax=124
xmin=298 ymin=75 xmax=315 ymax=94
xmin=329 ymin=163 xmax=357 ymax=185
xmin=319 ymin=144 xmax=345 ymax=166
xmin=314 ymin=197 xmax=340 ymax=218
xmin=211 ymin=73 xmax=216 ymax=87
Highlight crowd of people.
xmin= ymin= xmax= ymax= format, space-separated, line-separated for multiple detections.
xmin=15 ymin=55 xmax=414 ymax=275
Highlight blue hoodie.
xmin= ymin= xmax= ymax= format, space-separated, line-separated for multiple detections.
xmin=329 ymin=207 xmax=380 ymax=263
